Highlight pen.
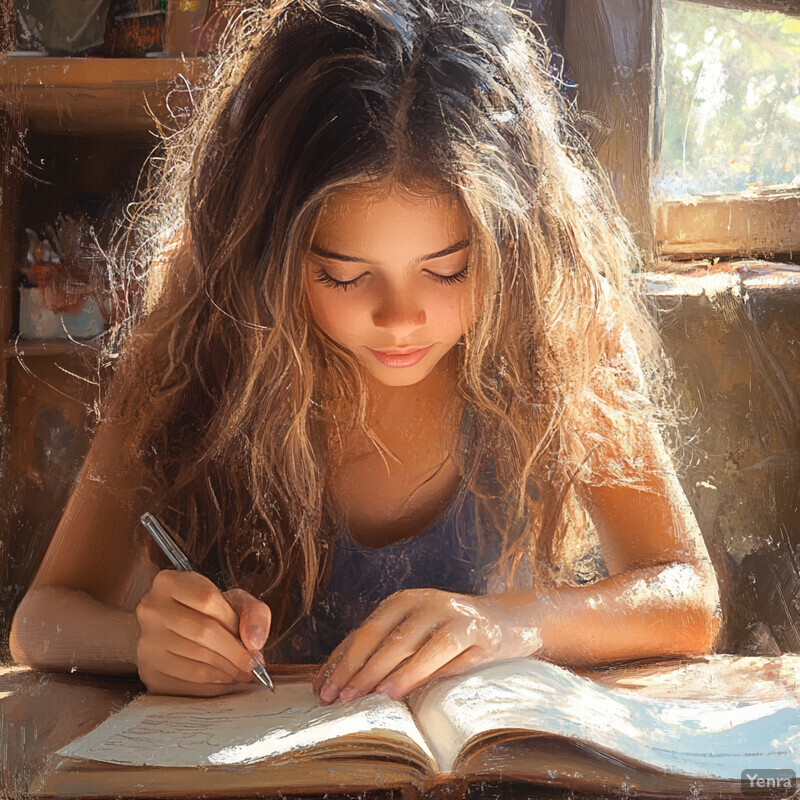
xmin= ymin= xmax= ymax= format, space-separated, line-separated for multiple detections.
xmin=140 ymin=512 xmax=276 ymax=692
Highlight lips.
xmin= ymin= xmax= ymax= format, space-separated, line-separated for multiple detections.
xmin=368 ymin=345 xmax=433 ymax=367
xmin=373 ymin=347 xmax=427 ymax=355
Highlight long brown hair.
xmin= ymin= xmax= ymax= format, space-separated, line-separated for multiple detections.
xmin=101 ymin=0 xmax=677 ymax=652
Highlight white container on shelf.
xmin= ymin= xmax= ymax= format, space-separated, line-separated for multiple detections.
xmin=19 ymin=286 xmax=105 ymax=340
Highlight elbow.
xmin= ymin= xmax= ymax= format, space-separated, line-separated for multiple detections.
xmin=9 ymin=593 xmax=37 ymax=668
xmin=633 ymin=560 xmax=721 ymax=658
xmin=684 ymin=600 xmax=722 ymax=657
xmin=9 ymin=587 xmax=60 ymax=669
xmin=677 ymin=560 xmax=723 ymax=657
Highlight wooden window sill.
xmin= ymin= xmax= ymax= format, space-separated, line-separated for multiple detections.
xmin=656 ymin=190 xmax=800 ymax=258
xmin=645 ymin=260 xmax=800 ymax=299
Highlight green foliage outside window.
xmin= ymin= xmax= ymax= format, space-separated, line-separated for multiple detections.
xmin=656 ymin=0 xmax=800 ymax=198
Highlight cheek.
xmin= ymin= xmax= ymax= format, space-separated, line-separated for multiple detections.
xmin=420 ymin=292 xmax=468 ymax=341
xmin=306 ymin=285 xmax=361 ymax=343
xmin=442 ymin=284 xmax=477 ymax=335
xmin=441 ymin=296 xmax=467 ymax=333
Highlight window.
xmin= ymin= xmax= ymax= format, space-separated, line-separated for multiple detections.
xmin=654 ymin=0 xmax=800 ymax=258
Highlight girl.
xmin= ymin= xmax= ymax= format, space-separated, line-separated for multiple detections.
xmin=10 ymin=0 xmax=721 ymax=702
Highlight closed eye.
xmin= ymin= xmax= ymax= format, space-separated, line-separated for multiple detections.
xmin=426 ymin=264 xmax=470 ymax=285
xmin=312 ymin=264 xmax=470 ymax=291
xmin=312 ymin=266 xmax=365 ymax=291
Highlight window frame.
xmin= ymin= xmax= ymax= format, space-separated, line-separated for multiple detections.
xmin=655 ymin=0 xmax=800 ymax=260
xmin=563 ymin=0 xmax=799 ymax=265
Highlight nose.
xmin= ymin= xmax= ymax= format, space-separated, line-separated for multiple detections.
xmin=372 ymin=285 xmax=426 ymax=334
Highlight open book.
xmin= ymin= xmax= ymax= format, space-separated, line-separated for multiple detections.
xmin=35 ymin=656 xmax=800 ymax=798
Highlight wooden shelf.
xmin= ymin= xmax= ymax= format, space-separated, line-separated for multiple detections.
xmin=0 ymin=55 xmax=208 ymax=134
xmin=4 ymin=338 xmax=102 ymax=357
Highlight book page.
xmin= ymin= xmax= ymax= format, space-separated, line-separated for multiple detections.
xmin=407 ymin=656 xmax=800 ymax=777
xmin=57 ymin=681 xmax=436 ymax=769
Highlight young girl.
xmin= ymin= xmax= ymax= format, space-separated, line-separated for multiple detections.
xmin=10 ymin=0 xmax=721 ymax=702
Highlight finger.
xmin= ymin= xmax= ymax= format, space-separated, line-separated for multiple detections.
xmin=224 ymin=588 xmax=272 ymax=651
xmin=335 ymin=616 xmax=435 ymax=703
xmin=317 ymin=602 xmax=413 ymax=703
xmin=164 ymin=631 xmax=256 ymax=682
xmin=145 ymin=668 xmax=245 ymax=698
xmin=312 ymin=664 xmax=328 ymax=693
xmin=159 ymin=597 xmax=260 ymax=678
xmin=423 ymin=646 xmax=486 ymax=685
xmin=313 ymin=633 xmax=353 ymax=694
xmin=374 ymin=628 xmax=468 ymax=700
xmin=155 ymin=650 xmax=249 ymax=687
xmin=137 ymin=590 xmax=247 ymax=681
xmin=313 ymin=628 xmax=363 ymax=692
xmin=159 ymin=570 xmax=240 ymax=637
xmin=313 ymin=632 xmax=353 ymax=696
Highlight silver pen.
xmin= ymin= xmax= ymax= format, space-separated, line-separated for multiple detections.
xmin=140 ymin=512 xmax=275 ymax=692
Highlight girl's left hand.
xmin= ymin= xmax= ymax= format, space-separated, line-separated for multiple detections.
xmin=312 ymin=588 xmax=542 ymax=704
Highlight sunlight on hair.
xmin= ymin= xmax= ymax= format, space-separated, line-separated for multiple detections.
xmin=94 ymin=0 xmax=687 ymax=650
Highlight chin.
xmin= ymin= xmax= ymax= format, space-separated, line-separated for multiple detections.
xmin=366 ymin=365 xmax=431 ymax=387
xmin=356 ymin=345 xmax=457 ymax=388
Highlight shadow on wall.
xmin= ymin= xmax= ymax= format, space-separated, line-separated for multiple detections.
xmin=650 ymin=262 xmax=800 ymax=656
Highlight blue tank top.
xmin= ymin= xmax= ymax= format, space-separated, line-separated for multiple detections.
xmin=270 ymin=484 xmax=504 ymax=663
xmin=199 ymin=408 xmax=509 ymax=663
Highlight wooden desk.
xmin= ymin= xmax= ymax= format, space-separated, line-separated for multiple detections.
xmin=2 ymin=656 xmax=799 ymax=800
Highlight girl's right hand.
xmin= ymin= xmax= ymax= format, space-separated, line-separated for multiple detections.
xmin=135 ymin=569 xmax=272 ymax=697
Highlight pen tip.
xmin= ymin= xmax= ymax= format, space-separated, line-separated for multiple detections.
xmin=252 ymin=662 xmax=275 ymax=692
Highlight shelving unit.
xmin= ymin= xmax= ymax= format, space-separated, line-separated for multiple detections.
xmin=0 ymin=55 xmax=207 ymax=650
xmin=0 ymin=55 xmax=205 ymax=134
xmin=0 ymin=54 xmax=206 ymax=359
xmin=3 ymin=338 xmax=103 ymax=357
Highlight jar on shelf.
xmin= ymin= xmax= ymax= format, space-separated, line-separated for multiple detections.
xmin=14 ymin=0 xmax=113 ymax=54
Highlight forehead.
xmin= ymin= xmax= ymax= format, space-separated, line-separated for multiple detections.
xmin=312 ymin=184 xmax=469 ymax=250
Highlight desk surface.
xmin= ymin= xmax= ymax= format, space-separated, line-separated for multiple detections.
xmin=2 ymin=655 xmax=799 ymax=800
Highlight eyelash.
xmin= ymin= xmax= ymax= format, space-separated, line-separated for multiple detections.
xmin=312 ymin=264 xmax=470 ymax=291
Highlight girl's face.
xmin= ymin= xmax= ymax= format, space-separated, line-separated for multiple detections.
xmin=305 ymin=185 xmax=477 ymax=388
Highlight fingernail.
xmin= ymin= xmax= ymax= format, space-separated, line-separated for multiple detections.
xmin=246 ymin=626 xmax=267 ymax=649
xmin=375 ymin=681 xmax=396 ymax=698
xmin=314 ymin=665 xmax=331 ymax=691
xmin=339 ymin=686 xmax=359 ymax=702
xmin=320 ymin=680 xmax=339 ymax=703
xmin=253 ymin=650 xmax=266 ymax=667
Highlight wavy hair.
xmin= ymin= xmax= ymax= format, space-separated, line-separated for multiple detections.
xmin=100 ymin=0 xmax=678 ymax=652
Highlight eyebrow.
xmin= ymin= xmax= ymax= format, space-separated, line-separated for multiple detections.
xmin=310 ymin=239 xmax=471 ymax=265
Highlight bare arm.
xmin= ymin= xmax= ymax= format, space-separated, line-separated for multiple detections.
xmin=310 ymin=464 xmax=722 ymax=705
xmin=9 ymin=419 xmax=161 ymax=674
xmin=9 ymin=588 xmax=142 ymax=675
xmin=9 ymin=417 xmax=274 ymax=696
xmin=499 ymin=317 xmax=722 ymax=666
xmin=486 ymin=459 xmax=722 ymax=667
